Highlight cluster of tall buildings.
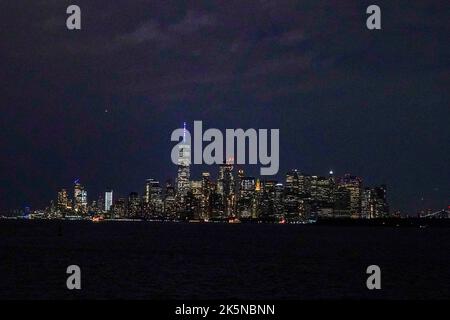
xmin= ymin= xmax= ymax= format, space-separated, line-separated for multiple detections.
xmin=47 ymin=137 xmax=389 ymax=221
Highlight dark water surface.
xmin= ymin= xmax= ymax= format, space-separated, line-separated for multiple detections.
xmin=0 ymin=220 xmax=449 ymax=299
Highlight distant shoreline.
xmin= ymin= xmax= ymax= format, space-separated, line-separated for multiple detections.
xmin=1 ymin=216 xmax=449 ymax=227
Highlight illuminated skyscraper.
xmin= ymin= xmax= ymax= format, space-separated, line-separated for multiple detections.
xmin=298 ymin=173 xmax=312 ymax=198
xmin=105 ymin=189 xmax=113 ymax=212
xmin=74 ymin=181 xmax=82 ymax=211
xmin=217 ymin=161 xmax=235 ymax=217
xmin=284 ymin=170 xmax=301 ymax=219
xmin=285 ymin=170 xmax=300 ymax=195
xmin=176 ymin=122 xmax=191 ymax=206
xmin=128 ymin=192 xmax=141 ymax=218
xmin=81 ymin=190 xmax=87 ymax=207
xmin=362 ymin=185 xmax=389 ymax=218
xmin=210 ymin=182 xmax=224 ymax=219
xmin=187 ymin=180 xmax=203 ymax=219
xmin=338 ymin=174 xmax=363 ymax=218
xmin=112 ymin=198 xmax=126 ymax=219
xmin=237 ymin=176 xmax=256 ymax=218
xmin=96 ymin=194 xmax=104 ymax=213
xmin=259 ymin=180 xmax=278 ymax=218
xmin=274 ymin=183 xmax=284 ymax=218
xmin=200 ymin=172 xmax=211 ymax=220
xmin=144 ymin=179 xmax=163 ymax=216
xmin=57 ymin=189 xmax=69 ymax=210
xmin=310 ymin=174 xmax=336 ymax=218
xmin=311 ymin=176 xmax=333 ymax=203
xmin=236 ymin=169 xmax=245 ymax=201
xmin=334 ymin=186 xmax=351 ymax=217
xmin=256 ymin=179 xmax=264 ymax=218
xmin=164 ymin=180 xmax=176 ymax=219
xmin=73 ymin=180 xmax=87 ymax=214
xmin=374 ymin=185 xmax=389 ymax=217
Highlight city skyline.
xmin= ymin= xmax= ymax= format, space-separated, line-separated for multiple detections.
xmin=7 ymin=125 xmax=395 ymax=218
xmin=38 ymin=163 xmax=392 ymax=221
xmin=0 ymin=1 xmax=448 ymax=213
xmin=1 ymin=120 xmax=447 ymax=216
xmin=20 ymin=133 xmax=393 ymax=221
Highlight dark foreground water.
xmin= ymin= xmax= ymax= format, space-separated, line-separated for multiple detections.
xmin=0 ymin=220 xmax=449 ymax=300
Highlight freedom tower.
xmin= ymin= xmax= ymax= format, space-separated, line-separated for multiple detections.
xmin=176 ymin=122 xmax=191 ymax=207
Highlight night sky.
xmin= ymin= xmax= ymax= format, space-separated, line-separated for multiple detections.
xmin=0 ymin=0 xmax=448 ymax=213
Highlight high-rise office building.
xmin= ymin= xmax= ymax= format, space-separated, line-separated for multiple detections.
xmin=334 ymin=186 xmax=351 ymax=218
xmin=274 ymin=183 xmax=285 ymax=218
xmin=237 ymin=176 xmax=256 ymax=218
xmin=362 ymin=185 xmax=389 ymax=218
xmin=310 ymin=174 xmax=336 ymax=218
xmin=338 ymin=174 xmax=363 ymax=218
xmin=81 ymin=190 xmax=87 ymax=208
xmin=298 ymin=173 xmax=312 ymax=198
xmin=112 ymin=198 xmax=126 ymax=219
xmin=57 ymin=189 xmax=69 ymax=210
xmin=374 ymin=185 xmax=388 ymax=216
xmin=187 ymin=180 xmax=203 ymax=219
xmin=164 ymin=180 xmax=177 ymax=219
xmin=127 ymin=192 xmax=141 ymax=218
xmin=259 ymin=180 xmax=278 ymax=218
xmin=311 ymin=176 xmax=334 ymax=203
xmin=209 ymin=182 xmax=224 ymax=219
xmin=96 ymin=194 xmax=104 ymax=214
xmin=217 ymin=161 xmax=235 ymax=217
xmin=284 ymin=170 xmax=301 ymax=218
xmin=285 ymin=170 xmax=300 ymax=195
xmin=236 ymin=168 xmax=245 ymax=201
xmin=73 ymin=180 xmax=87 ymax=214
xmin=176 ymin=122 xmax=191 ymax=206
xmin=254 ymin=178 xmax=262 ymax=217
xmin=200 ymin=172 xmax=211 ymax=220
xmin=144 ymin=179 xmax=163 ymax=216
xmin=105 ymin=189 xmax=113 ymax=212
